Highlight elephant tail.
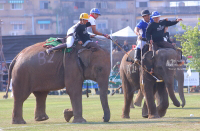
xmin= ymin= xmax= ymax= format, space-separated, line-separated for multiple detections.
xmin=3 ymin=56 xmax=17 ymax=99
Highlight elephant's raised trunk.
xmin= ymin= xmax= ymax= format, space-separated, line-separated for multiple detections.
xmin=99 ymin=80 xmax=110 ymax=122
xmin=166 ymin=81 xmax=180 ymax=107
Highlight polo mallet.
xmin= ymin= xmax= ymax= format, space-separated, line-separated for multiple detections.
xmin=109 ymin=37 xmax=163 ymax=83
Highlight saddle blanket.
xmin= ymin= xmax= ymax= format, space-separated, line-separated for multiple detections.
xmin=43 ymin=37 xmax=72 ymax=53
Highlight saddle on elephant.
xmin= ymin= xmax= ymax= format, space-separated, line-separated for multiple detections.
xmin=43 ymin=37 xmax=77 ymax=53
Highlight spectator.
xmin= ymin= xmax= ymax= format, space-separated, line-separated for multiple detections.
xmin=113 ymin=40 xmax=122 ymax=51
xmin=122 ymin=40 xmax=130 ymax=52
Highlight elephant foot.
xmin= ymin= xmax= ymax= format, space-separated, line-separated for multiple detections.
xmin=102 ymin=115 xmax=110 ymax=122
xmin=142 ymin=109 xmax=148 ymax=118
xmin=130 ymin=105 xmax=135 ymax=108
xmin=142 ymin=114 xmax=148 ymax=118
xmin=158 ymin=110 xmax=167 ymax=118
xmin=12 ymin=118 xmax=26 ymax=124
xmin=64 ymin=108 xmax=74 ymax=122
xmin=134 ymin=102 xmax=141 ymax=107
xmin=148 ymin=114 xmax=160 ymax=119
xmin=35 ymin=114 xmax=49 ymax=121
xmin=121 ymin=114 xmax=130 ymax=119
xmin=72 ymin=117 xmax=86 ymax=123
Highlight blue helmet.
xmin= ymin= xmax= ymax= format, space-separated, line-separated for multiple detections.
xmin=151 ymin=11 xmax=161 ymax=18
xmin=90 ymin=8 xmax=101 ymax=15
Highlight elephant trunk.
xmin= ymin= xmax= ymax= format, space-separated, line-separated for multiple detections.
xmin=166 ymin=81 xmax=180 ymax=107
xmin=99 ymin=80 xmax=110 ymax=122
xmin=177 ymin=70 xmax=186 ymax=108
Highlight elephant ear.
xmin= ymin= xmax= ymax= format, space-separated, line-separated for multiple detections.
xmin=142 ymin=51 xmax=153 ymax=71
xmin=79 ymin=49 xmax=92 ymax=67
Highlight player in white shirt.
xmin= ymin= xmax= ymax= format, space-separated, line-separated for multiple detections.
xmin=88 ymin=8 xmax=110 ymax=39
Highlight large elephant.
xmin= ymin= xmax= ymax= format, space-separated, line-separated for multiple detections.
xmin=134 ymin=65 xmax=186 ymax=108
xmin=120 ymin=48 xmax=182 ymax=119
xmin=3 ymin=42 xmax=111 ymax=124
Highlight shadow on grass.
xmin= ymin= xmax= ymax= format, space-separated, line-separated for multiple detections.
xmin=81 ymin=120 xmax=199 ymax=125
xmin=176 ymin=117 xmax=200 ymax=120
xmin=169 ymin=107 xmax=200 ymax=110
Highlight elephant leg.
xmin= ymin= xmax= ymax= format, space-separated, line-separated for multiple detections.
xmin=142 ymin=82 xmax=160 ymax=119
xmin=155 ymin=82 xmax=169 ymax=117
xmin=130 ymin=98 xmax=135 ymax=108
xmin=12 ymin=88 xmax=31 ymax=124
xmin=33 ymin=91 xmax=49 ymax=121
xmin=121 ymin=73 xmax=133 ymax=118
xmin=134 ymin=89 xmax=144 ymax=107
xmin=142 ymin=100 xmax=148 ymax=118
xmin=68 ymin=83 xmax=86 ymax=123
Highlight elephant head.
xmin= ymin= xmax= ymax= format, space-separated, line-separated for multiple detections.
xmin=78 ymin=47 xmax=111 ymax=122
xmin=142 ymin=49 xmax=180 ymax=107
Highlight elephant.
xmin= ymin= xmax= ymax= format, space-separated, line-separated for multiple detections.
xmin=3 ymin=42 xmax=111 ymax=124
xmin=134 ymin=65 xmax=186 ymax=108
xmin=120 ymin=47 xmax=182 ymax=119
xmin=112 ymin=50 xmax=124 ymax=68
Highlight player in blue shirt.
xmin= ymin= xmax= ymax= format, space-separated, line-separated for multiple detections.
xmin=134 ymin=10 xmax=153 ymax=62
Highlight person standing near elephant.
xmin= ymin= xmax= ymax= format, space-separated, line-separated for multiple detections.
xmin=88 ymin=8 xmax=110 ymax=39
xmin=146 ymin=11 xmax=182 ymax=53
xmin=46 ymin=13 xmax=97 ymax=54
xmin=134 ymin=9 xmax=153 ymax=62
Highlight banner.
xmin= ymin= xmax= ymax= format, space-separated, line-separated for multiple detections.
xmin=184 ymin=72 xmax=199 ymax=86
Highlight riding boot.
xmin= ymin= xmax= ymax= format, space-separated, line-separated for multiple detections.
xmin=46 ymin=44 xmax=67 ymax=55
xmin=134 ymin=48 xmax=141 ymax=63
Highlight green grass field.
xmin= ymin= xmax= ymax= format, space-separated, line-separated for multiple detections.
xmin=0 ymin=92 xmax=200 ymax=131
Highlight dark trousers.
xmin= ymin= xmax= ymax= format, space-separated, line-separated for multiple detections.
xmin=152 ymin=41 xmax=182 ymax=60
xmin=153 ymin=41 xmax=176 ymax=51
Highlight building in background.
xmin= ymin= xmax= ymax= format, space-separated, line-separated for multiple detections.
xmin=0 ymin=0 xmax=61 ymax=36
xmin=0 ymin=0 xmax=199 ymax=36
xmin=135 ymin=0 xmax=200 ymax=35
xmin=0 ymin=0 xmax=136 ymax=36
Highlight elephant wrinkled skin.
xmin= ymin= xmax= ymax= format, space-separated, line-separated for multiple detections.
xmin=4 ymin=42 xmax=111 ymax=124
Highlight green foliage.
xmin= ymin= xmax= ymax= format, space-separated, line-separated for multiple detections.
xmin=175 ymin=19 xmax=200 ymax=71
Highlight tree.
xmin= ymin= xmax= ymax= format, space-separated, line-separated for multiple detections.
xmin=175 ymin=19 xmax=200 ymax=71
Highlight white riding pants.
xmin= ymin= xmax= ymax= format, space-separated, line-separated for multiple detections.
xmin=66 ymin=36 xmax=74 ymax=48
xmin=136 ymin=39 xmax=146 ymax=49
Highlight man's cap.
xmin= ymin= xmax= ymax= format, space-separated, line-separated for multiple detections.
xmin=151 ymin=11 xmax=161 ymax=18
xmin=141 ymin=10 xmax=150 ymax=16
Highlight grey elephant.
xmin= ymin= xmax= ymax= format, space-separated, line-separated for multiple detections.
xmin=120 ymin=48 xmax=182 ymax=119
xmin=134 ymin=57 xmax=186 ymax=108
xmin=3 ymin=42 xmax=111 ymax=124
